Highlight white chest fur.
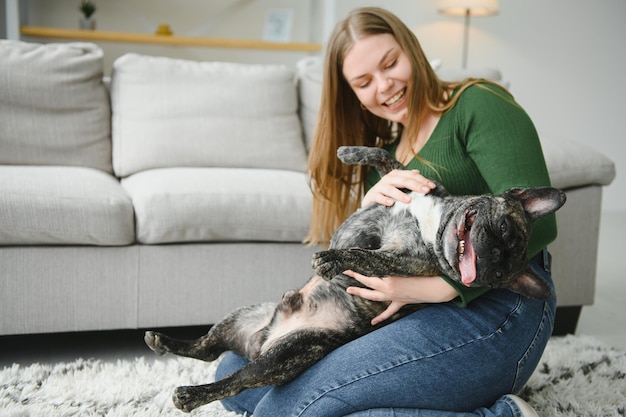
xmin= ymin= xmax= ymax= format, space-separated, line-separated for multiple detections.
xmin=391 ymin=192 xmax=442 ymax=245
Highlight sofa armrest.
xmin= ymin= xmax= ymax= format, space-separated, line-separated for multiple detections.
xmin=540 ymin=136 xmax=616 ymax=189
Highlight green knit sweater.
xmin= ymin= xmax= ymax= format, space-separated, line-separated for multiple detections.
xmin=366 ymin=83 xmax=557 ymax=306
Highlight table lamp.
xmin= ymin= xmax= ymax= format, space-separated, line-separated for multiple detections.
xmin=437 ymin=0 xmax=499 ymax=69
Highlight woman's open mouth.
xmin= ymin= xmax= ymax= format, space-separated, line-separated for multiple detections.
xmin=384 ymin=88 xmax=406 ymax=107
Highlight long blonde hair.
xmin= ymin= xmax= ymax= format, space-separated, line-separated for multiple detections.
xmin=305 ymin=7 xmax=508 ymax=245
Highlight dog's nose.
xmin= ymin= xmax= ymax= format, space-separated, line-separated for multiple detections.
xmin=479 ymin=247 xmax=502 ymax=263
xmin=490 ymin=248 xmax=502 ymax=263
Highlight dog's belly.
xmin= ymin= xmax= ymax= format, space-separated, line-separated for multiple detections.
xmin=261 ymin=275 xmax=351 ymax=353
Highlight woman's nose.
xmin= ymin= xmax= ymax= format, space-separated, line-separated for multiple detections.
xmin=377 ymin=76 xmax=393 ymax=93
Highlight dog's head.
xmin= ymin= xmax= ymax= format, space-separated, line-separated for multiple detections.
xmin=439 ymin=187 xmax=566 ymax=300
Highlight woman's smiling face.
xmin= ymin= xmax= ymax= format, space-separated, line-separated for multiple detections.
xmin=342 ymin=33 xmax=412 ymax=125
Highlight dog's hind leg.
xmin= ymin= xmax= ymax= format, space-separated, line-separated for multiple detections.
xmin=145 ymin=302 xmax=276 ymax=362
xmin=171 ymin=329 xmax=350 ymax=412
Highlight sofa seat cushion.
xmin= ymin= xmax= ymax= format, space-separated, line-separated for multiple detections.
xmin=0 ymin=41 xmax=112 ymax=173
xmin=111 ymin=54 xmax=308 ymax=177
xmin=121 ymin=168 xmax=312 ymax=244
xmin=0 ymin=166 xmax=134 ymax=245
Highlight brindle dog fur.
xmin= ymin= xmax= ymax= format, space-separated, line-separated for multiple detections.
xmin=145 ymin=146 xmax=566 ymax=412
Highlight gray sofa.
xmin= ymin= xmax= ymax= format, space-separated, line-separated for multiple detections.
xmin=0 ymin=40 xmax=616 ymax=337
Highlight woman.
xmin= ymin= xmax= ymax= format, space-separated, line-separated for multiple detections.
xmin=217 ymin=7 xmax=555 ymax=417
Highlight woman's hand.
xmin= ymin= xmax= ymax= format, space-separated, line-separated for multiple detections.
xmin=362 ymin=169 xmax=436 ymax=207
xmin=343 ymin=270 xmax=458 ymax=325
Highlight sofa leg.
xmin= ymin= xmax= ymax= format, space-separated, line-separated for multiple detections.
xmin=552 ymin=306 xmax=582 ymax=336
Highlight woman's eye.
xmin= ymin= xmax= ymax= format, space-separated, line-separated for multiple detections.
xmin=384 ymin=59 xmax=397 ymax=70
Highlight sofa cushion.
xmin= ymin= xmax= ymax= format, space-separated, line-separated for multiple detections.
xmin=0 ymin=166 xmax=134 ymax=245
xmin=0 ymin=40 xmax=112 ymax=173
xmin=111 ymin=54 xmax=308 ymax=177
xmin=121 ymin=168 xmax=312 ymax=244
xmin=297 ymin=57 xmax=323 ymax=152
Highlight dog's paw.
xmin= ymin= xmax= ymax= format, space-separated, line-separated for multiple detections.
xmin=337 ymin=146 xmax=367 ymax=165
xmin=312 ymin=250 xmax=344 ymax=280
xmin=144 ymin=331 xmax=168 ymax=356
xmin=172 ymin=386 xmax=213 ymax=413
xmin=173 ymin=386 xmax=201 ymax=413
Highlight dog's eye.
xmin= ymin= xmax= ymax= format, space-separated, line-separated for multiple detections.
xmin=500 ymin=217 xmax=509 ymax=238
xmin=495 ymin=271 xmax=503 ymax=280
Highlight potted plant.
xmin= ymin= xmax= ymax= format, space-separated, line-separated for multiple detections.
xmin=79 ymin=0 xmax=96 ymax=30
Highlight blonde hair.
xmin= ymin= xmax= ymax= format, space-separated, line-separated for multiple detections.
xmin=305 ymin=7 xmax=509 ymax=245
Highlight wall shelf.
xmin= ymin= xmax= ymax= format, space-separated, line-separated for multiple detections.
xmin=20 ymin=26 xmax=322 ymax=52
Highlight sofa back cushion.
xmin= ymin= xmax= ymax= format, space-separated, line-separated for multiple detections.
xmin=111 ymin=53 xmax=308 ymax=177
xmin=0 ymin=40 xmax=112 ymax=173
xmin=297 ymin=57 xmax=323 ymax=152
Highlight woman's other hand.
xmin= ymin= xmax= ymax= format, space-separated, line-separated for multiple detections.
xmin=343 ymin=270 xmax=458 ymax=325
xmin=362 ymin=169 xmax=436 ymax=207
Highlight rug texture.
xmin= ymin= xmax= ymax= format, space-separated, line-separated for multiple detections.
xmin=0 ymin=335 xmax=624 ymax=416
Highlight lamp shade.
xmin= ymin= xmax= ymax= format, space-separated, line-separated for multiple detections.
xmin=437 ymin=0 xmax=499 ymax=16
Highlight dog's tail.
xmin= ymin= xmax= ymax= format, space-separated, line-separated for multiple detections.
xmin=337 ymin=146 xmax=404 ymax=177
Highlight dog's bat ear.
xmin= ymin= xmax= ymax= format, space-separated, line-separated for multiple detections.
xmin=507 ymin=187 xmax=567 ymax=221
xmin=506 ymin=269 xmax=552 ymax=300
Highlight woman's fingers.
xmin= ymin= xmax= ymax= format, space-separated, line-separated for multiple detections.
xmin=370 ymin=301 xmax=406 ymax=326
xmin=347 ymin=284 xmax=408 ymax=325
xmin=346 ymin=284 xmax=387 ymax=302
xmin=344 ymin=270 xmax=386 ymax=294
xmin=344 ymin=270 xmax=408 ymax=326
xmin=362 ymin=170 xmax=436 ymax=206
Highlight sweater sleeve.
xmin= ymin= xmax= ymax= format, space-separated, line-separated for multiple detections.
xmin=456 ymin=84 xmax=558 ymax=257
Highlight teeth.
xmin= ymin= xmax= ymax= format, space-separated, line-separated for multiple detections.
xmin=385 ymin=89 xmax=405 ymax=106
xmin=459 ymin=240 xmax=465 ymax=259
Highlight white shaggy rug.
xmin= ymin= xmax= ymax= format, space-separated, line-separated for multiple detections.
xmin=0 ymin=335 xmax=624 ymax=417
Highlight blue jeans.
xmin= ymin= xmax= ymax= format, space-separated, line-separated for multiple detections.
xmin=216 ymin=252 xmax=556 ymax=417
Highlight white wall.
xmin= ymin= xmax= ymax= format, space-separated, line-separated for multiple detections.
xmin=17 ymin=0 xmax=624 ymax=212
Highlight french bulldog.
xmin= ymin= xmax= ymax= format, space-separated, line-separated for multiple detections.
xmin=145 ymin=146 xmax=566 ymax=412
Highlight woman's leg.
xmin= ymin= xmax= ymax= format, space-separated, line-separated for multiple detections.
xmin=217 ymin=258 xmax=555 ymax=417
xmin=340 ymin=395 xmax=532 ymax=417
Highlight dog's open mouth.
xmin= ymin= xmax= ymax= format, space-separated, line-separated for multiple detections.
xmin=458 ymin=208 xmax=477 ymax=286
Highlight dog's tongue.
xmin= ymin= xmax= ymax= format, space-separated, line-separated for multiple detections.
xmin=460 ymin=234 xmax=477 ymax=286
